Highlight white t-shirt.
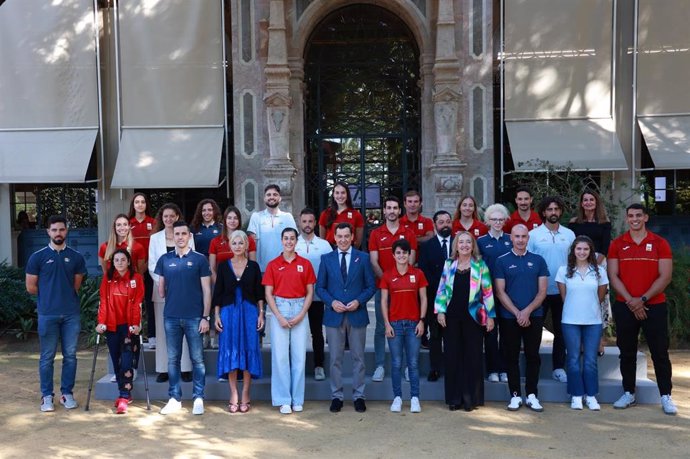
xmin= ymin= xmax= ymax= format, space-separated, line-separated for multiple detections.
xmin=247 ymin=209 xmax=297 ymax=272
xmin=555 ymin=265 xmax=609 ymax=325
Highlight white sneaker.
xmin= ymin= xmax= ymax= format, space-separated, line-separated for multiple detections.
xmin=499 ymin=372 xmax=509 ymax=383
xmin=40 ymin=395 xmax=55 ymax=412
xmin=192 ymin=398 xmax=204 ymax=415
xmin=279 ymin=404 xmax=292 ymax=414
xmin=525 ymin=394 xmax=543 ymax=412
xmin=132 ymin=369 xmax=137 ymax=381
xmin=372 ymin=366 xmax=385 ymax=382
xmin=404 ymin=367 xmax=410 ymax=382
xmin=292 ymin=404 xmax=304 ymax=412
xmin=571 ymin=396 xmax=583 ymax=410
xmin=487 ymin=372 xmax=499 ymax=383
xmin=552 ymin=368 xmax=568 ymax=383
xmin=145 ymin=337 xmax=156 ymax=349
xmin=390 ymin=396 xmax=402 ymax=412
xmin=160 ymin=398 xmax=182 ymax=415
xmin=586 ymin=396 xmax=601 ymax=411
xmin=60 ymin=394 xmax=78 ymax=409
xmin=110 ymin=374 xmax=117 ymax=383
xmin=314 ymin=367 xmax=325 ymax=381
xmin=410 ymin=396 xmax=421 ymax=413
xmin=613 ymin=391 xmax=636 ymax=409
xmin=661 ymin=395 xmax=678 ymax=415
xmin=507 ymin=394 xmax=523 ymax=411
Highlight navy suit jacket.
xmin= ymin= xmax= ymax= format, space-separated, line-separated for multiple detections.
xmin=316 ymin=248 xmax=376 ymax=328
xmin=417 ymin=235 xmax=453 ymax=310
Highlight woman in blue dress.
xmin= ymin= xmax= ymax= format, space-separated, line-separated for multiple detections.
xmin=213 ymin=230 xmax=265 ymax=413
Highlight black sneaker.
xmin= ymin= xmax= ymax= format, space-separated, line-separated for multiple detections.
xmin=354 ymin=398 xmax=367 ymax=413
xmin=330 ymin=398 xmax=343 ymax=413
xmin=181 ymin=372 xmax=193 ymax=382
xmin=156 ymin=373 xmax=169 ymax=383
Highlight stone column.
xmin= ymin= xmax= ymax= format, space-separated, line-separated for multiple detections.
xmin=430 ymin=0 xmax=465 ymax=211
xmin=263 ymin=0 xmax=297 ymax=211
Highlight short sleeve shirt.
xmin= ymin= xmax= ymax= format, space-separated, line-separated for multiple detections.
xmin=477 ymin=232 xmax=513 ymax=274
xmin=527 ymin=224 xmax=576 ymax=295
xmin=318 ymin=208 xmax=365 ymax=245
xmin=209 ymin=235 xmax=257 ymax=268
xmin=556 ymin=265 xmax=608 ymax=324
xmin=608 ymin=230 xmax=672 ymax=304
xmin=99 ymin=240 xmax=146 ymax=270
xmin=193 ymin=223 xmax=221 ymax=258
xmin=452 ymin=219 xmax=489 ymax=239
xmin=368 ymin=224 xmax=418 ymax=287
xmin=129 ymin=216 xmax=156 ymax=258
xmin=262 ymin=254 xmax=316 ymax=298
xmin=380 ymin=266 xmax=428 ymax=322
xmin=247 ymin=209 xmax=297 ymax=272
xmin=26 ymin=245 xmax=87 ymax=315
xmin=295 ymin=235 xmax=333 ymax=301
xmin=154 ymin=249 xmax=211 ymax=318
xmin=493 ymin=250 xmax=549 ymax=319
xmin=400 ymin=214 xmax=434 ymax=239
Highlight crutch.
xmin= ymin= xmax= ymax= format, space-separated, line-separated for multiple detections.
xmin=139 ymin=333 xmax=151 ymax=411
xmin=85 ymin=334 xmax=101 ymax=411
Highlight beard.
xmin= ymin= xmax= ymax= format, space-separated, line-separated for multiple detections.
xmin=265 ymin=201 xmax=279 ymax=209
xmin=547 ymin=214 xmax=560 ymax=224
xmin=51 ymin=236 xmax=65 ymax=245
xmin=438 ymin=227 xmax=452 ymax=238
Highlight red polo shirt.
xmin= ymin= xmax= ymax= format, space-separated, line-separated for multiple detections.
xmin=368 ymin=223 xmax=418 ymax=287
xmin=99 ymin=240 xmax=146 ymax=270
xmin=452 ymin=219 xmax=488 ymax=239
xmin=400 ymin=214 xmax=434 ymax=239
xmin=380 ymin=266 xmax=428 ymax=322
xmin=608 ymin=230 xmax=672 ymax=304
xmin=504 ymin=210 xmax=542 ymax=233
xmin=262 ymin=253 xmax=316 ymax=298
xmin=209 ymin=235 xmax=257 ymax=267
xmin=129 ymin=216 xmax=156 ymax=258
xmin=318 ymin=207 xmax=365 ymax=245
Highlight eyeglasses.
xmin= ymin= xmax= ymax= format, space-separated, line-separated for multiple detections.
xmin=488 ymin=218 xmax=506 ymax=222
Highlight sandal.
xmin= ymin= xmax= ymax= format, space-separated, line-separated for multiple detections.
xmin=228 ymin=403 xmax=239 ymax=413
xmin=239 ymin=401 xmax=251 ymax=413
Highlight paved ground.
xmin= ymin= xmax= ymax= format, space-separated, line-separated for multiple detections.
xmin=0 ymin=337 xmax=688 ymax=459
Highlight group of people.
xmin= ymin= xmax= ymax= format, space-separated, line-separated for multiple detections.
xmin=26 ymin=183 xmax=677 ymax=416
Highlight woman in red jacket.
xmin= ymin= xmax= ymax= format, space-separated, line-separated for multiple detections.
xmin=96 ymin=249 xmax=144 ymax=414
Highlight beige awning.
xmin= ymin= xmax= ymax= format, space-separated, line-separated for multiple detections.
xmin=638 ymin=116 xmax=690 ymax=170
xmin=0 ymin=129 xmax=97 ymax=183
xmin=110 ymin=128 xmax=224 ymax=188
xmin=505 ymin=118 xmax=628 ymax=171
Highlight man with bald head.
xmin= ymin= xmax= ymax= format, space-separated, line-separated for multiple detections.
xmin=493 ymin=224 xmax=549 ymax=413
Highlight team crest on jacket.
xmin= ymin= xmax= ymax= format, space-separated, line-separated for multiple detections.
xmin=297 ymin=265 xmax=304 ymax=272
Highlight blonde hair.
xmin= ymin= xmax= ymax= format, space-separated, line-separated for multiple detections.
xmin=483 ymin=203 xmax=510 ymax=224
xmin=229 ymin=230 xmax=249 ymax=256
xmin=451 ymin=231 xmax=481 ymax=260
xmin=104 ymin=214 xmax=133 ymax=261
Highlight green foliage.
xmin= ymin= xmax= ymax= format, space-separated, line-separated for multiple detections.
xmin=79 ymin=275 xmax=102 ymax=345
xmin=667 ymin=247 xmax=690 ymax=347
xmin=0 ymin=262 xmax=36 ymax=339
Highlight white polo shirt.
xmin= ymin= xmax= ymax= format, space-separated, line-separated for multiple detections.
xmin=247 ymin=208 xmax=297 ymax=272
xmin=555 ymin=265 xmax=609 ymax=325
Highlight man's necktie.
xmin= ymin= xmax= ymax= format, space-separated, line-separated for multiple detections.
xmin=441 ymin=239 xmax=448 ymax=258
xmin=340 ymin=251 xmax=348 ymax=283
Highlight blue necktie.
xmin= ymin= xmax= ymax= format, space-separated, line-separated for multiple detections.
xmin=340 ymin=252 xmax=348 ymax=283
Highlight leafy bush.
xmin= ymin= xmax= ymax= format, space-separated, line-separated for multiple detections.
xmin=0 ymin=262 xmax=36 ymax=339
xmin=667 ymin=247 xmax=690 ymax=347
xmin=80 ymin=275 xmax=102 ymax=345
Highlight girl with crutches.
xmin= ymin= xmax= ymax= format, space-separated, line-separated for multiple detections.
xmin=96 ymin=249 xmax=144 ymax=414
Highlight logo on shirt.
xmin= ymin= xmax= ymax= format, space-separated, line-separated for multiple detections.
xmin=410 ymin=275 xmax=416 ymax=283
xmin=381 ymin=236 xmax=388 ymax=241
xmin=64 ymin=258 xmax=71 ymax=263
xmin=622 ymin=246 xmax=631 ymax=251
xmin=508 ymin=264 xmax=517 ymax=269
xmin=348 ymin=212 xmax=353 ymax=219
xmin=169 ymin=262 xmax=177 ymax=267
xmin=486 ymin=244 xmax=493 ymax=248
xmin=146 ymin=222 xmax=152 ymax=230
xmin=399 ymin=235 xmax=405 ymax=239
xmin=130 ymin=280 xmax=137 ymax=288
xmin=504 ymin=241 xmax=511 ymax=246
xmin=46 ymin=259 xmax=55 ymax=264
xmin=418 ymin=223 xmax=424 ymax=230
xmin=646 ymin=243 xmax=653 ymax=252
xmin=187 ymin=261 xmax=193 ymax=267
xmin=213 ymin=229 xmax=218 ymax=234
xmin=297 ymin=265 xmax=304 ymax=272
xmin=533 ymin=224 xmax=539 ymax=229
xmin=527 ymin=262 xmax=533 ymax=267
xmin=474 ymin=229 xmax=479 ymax=236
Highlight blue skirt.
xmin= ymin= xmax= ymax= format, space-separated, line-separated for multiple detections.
xmin=217 ymin=287 xmax=262 ymax=379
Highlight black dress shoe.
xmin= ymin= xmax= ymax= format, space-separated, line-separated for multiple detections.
xmin=448 ymin=404 xmax=460 ymax=411
xmin=156 ymin=373 xmax=168 ymax=383
xmin=354 ymin=398 xmax=367 ymax=413
xmin=330 ymin=398 xmax=343 ymax=413
xmin=427 ymin=370 xmax=440 ymax=382
xmin=181 ymin=372 xmax=192 ymax=382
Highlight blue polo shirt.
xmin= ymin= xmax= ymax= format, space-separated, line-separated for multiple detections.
xmin=154 ymin=249 xmax=211 ymax=318
xmin=477 ymin=232 xmax=513 ymax=274
xmin=193 ymin=222 xmax=221 ymax=258
xmin=493 ymin=250 xmax=549 ymax=319
xmin=25 ymin=245 xmax=87 ymax=316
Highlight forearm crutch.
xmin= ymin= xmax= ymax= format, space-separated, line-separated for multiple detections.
xmin=139 ymin=333 xmax=151 ymax=410
xmin=85 ymin=334 xmax=101 ymax=411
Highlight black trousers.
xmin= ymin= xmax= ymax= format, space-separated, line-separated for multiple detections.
xmin=443 ymin=309 xmax=485 ymax=408
xmin=308 ymin=301 xmax=325 ymax=368
xmin=613 ymin=301 xmax=673 ymax=395
xmin=500 ymin=317 xmax=543 ymax=397
xmin=484 ymin=324 xmax=503 ymax=374
xmin=425 ymin=301 xmax=443 ymax=373
xmin=144 ymin=271 xmax=155 ymax=338
xmin=542 ymin=294 xmax=565 ymax=370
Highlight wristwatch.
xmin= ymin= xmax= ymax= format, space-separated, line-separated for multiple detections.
xmin=203 ymin=316 xmax=211 ymax=321
xmin=419 ymin=317 xmax=426 ymax=323
xmin=641 ymin=296 xmax=648 ymax=304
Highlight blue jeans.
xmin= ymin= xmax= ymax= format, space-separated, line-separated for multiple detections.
xmin=387 ymin=320 xmax=421 ymax=398
xmin=374 ymin=290 xmax=386 ymax=368
xmin=38 ymin=313 xmax=81 ymax=397
xmin=562 ymin=323 xmax=602 ymax=397
xmin=270 ymin=297 xmax=309 ymax=406
xmin=164 ymin=317 xmax=206 ymax=401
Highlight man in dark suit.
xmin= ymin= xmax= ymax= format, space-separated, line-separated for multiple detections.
xmin=417 ymin=210 xmax=453 ymax=381
xmin=316 ymin=223 xmax=376 ymax=413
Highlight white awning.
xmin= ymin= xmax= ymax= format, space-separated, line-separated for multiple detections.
xmin=0 ymin=129 xmax=97 ymax=183
xmin=110 ymin=128 xmax=224 ymax=188
xmin=505 ymin=118 xmax=628 ymax=171
xmin=638 ymin=116 xmax=690 ymax=170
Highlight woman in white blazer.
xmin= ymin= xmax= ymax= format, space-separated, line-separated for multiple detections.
xmin=148 ymin=203 xmax=196 ymax=383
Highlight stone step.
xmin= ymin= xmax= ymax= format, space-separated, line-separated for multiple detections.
xmin=109 ymin=346 xmax=650 ymax=381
